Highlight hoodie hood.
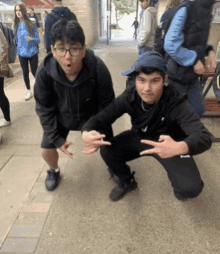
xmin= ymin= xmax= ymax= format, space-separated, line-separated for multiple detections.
xmin=147 ymin=6 xmax=157 ymax=16
xmin=196 ymin=0 xmax=215 ymax=8
xmin=51 ymin=7 xmax=74 ymax=19
xmin=43 ymin=49 xmax=97 ymax=88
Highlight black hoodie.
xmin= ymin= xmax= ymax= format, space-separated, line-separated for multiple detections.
xmin=44 ymin=7 xmax=77 ymax=53
xmin=82 ymin=84 xmax=212 ymax=156
xmin=34 ymin=49 xmax=115 ymax=148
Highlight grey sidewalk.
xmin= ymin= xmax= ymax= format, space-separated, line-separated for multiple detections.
xmin=1 ymin=40 xmax=220 ymax=253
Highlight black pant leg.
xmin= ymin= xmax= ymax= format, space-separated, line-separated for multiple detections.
xmin=29 ymin=53 xmax=38 ymax=77
xmin=0 ymin=77 xmax=10 ymax=121
xmin=19 ymin=55 xmax=30 ymax=90
xmin=100 ymin=130 xmax=152 ymax=180
xmin=156 ymin=155 xmax=204 ymax=198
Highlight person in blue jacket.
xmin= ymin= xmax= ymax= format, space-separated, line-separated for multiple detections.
xmin=163 ymin=0 xmax=216 ymax=116
xmin=14 ymin=3 xmax=40 ymax=101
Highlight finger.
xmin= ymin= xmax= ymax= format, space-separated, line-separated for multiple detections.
xmin=158 ymin=135 xmax=169 ymax=142
xmin=91 ymin=140 xmax=111 ymax=146
xmin=140 ymin=148 xmax=156 ymax=156
xmin=83 ymin=147 xmax=98 ymax=154
xmin=90 ymin=134 xmax=106 ymax=141
xmin=141 ymin=139 xmax=158 ymax=147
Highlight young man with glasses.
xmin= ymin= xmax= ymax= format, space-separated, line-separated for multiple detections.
xmin=34 ymin=19 xmax=115 ymax=191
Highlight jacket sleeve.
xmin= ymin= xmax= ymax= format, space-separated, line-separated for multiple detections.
xmin=70 ymin=12 xmax=78 ymax=21
xmin=0 ymin=29 xmax=8 ymax=63
xmin=164 ymin=7 xmax=197 ymax=66
xmin=137 ymin=9 xmax=152 ymax=46
xmin=82 ymin=93 xmax=127 ymax=134
xmin=174 ymin=100 xmax=212 ymax=155
xmin=44 ymin=15 xmax=53 ymax=53
xmin=96 ymin=56 xmax=115 ymax=111
xmin=31 ymin=25 xmax=40 ymax=44
xmin=34 ymin=67 xmax=66 ymax=148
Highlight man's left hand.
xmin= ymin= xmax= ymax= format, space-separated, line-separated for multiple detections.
xmin=140 ymin=135 xmax=189 ymax=159
xmin=205 ymin=50 xmax=216 ymax=73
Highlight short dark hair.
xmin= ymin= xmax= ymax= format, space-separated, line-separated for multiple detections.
xmin=134 ymin=66 xmax=166 ymax=81
xmin=51 ymin=19 xmax=85 ymax=46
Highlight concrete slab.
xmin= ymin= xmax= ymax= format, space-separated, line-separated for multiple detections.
xmin=0 ymin=238 xmax=38 ymax=253
xmin=0 ymin=156 xmax=11 ymax=171
xmin=0 ymin=157 xmax=44 ymax=247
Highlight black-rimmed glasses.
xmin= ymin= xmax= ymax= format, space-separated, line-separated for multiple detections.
xmin=54 ymin=47 xmax=83 ymax=57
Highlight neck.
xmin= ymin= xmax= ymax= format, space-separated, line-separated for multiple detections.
xmin=19 ymin=17 xmax=25 ymax=23
xmin=54 ymin=3 xmax=62 ymax=7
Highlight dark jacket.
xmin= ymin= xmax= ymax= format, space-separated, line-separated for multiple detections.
xmin=31 ymin=14 xmax=40 ymax=28
xmin=34 ymin=49 xmax=115 ymax=148
xmin=82 ymin=84 xmax=212 ymax=156
xmin=44 ymin=7 xmax=77 ymax=53
xmin=165 ymin=0 xmax=214 ymax=84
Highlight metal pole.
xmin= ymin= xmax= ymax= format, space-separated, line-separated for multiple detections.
xmin=110 ymin=0 xmax=112 ymax=40
xmin=107 ymin=0 xmax=109 ymax=44
xmin=136 ymin=0 xmax=139 ymax=21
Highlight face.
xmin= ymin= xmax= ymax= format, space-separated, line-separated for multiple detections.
xmin=29 ymin=9 xmax=34 ymax=15
xmin=135 ymin=72 xmax=165 ymax=104
xmin=141 ymin=0 xmax=150 ymax=9
xmin=15 ymin=5 xmax=23 ymax=19
xmin=51 ymin=41 xmax=86 ymax=76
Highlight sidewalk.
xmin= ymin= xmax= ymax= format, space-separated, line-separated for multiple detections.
xmin=1 ymin=39 xmax=220 ymax=253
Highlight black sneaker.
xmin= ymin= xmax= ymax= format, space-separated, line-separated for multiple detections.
xmin=174 ymin=191 xmax=188 ymax=201
xmin=107 ymin=167 xmax=121 ymax=184
xmin=45 ymin=169 xmax=61 ymax=191
xmin=109 ymin=172 xmax=137 ymax=202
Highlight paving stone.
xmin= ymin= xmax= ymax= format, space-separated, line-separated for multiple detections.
xmin=0 ymin=238 xmax=38 ymax=253
xmin=20 ymin=203 xmax=51 ymax=213
xmin=8 ymin=225 xmax=43 ymax=238
xmin=14 ymin=213 xmax=47 ymax=226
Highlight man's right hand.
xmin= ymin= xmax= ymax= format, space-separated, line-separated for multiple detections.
xmin=194 ymin=60 xmax=205 ymax=75
xmin=82 ymin=130 xmax=111 ymax=154
xmin=59 ymin=140 xmax=73 ymax=159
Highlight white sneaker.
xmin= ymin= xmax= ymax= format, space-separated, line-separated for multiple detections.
xmin=0 ymin=133 xmax=2 ymax=143
xmin=25 ymin=91 xmax=33 ymax=101
xmin=0 ymin=118 xmax=11 ymax=128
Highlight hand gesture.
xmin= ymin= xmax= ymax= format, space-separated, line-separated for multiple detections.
xmin=194 ymin=60 xmax=205 ymax=75
xmin=59 ymin=140 xmax=73 ymax=159
xmin=25 ymin=36 xmax=32 ymax=41
xmin=82 ymin=130 xmax=111 ymax=154
xmin=140 ymin=135 xmax=189 ymax=159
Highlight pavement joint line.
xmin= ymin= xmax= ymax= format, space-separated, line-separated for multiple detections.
xmin=0 ymin=154 xmax=14 ymax=172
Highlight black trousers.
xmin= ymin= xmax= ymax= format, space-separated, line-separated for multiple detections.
xmin=19 ymin=54 xmax=38 ymax=90
xmin=0 ymin=77 xmax=10 ymax=121
xmin=100 ymin=130 xmax=204 ymax=198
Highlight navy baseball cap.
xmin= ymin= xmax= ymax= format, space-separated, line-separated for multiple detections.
xmin=121 ymin=51 xmax=167 ymax=76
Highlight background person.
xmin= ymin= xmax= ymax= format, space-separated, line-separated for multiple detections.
xmin=137 ymin=0 xmax=157 ymax=55
xmin=0 ymin=27 xmax=13 ymax=128
xmin=82 ymin=51 xmax=212 ymax=202
xmin=162 ymin=0 xmax=216 ymax=116
xmin=14 ymin=3 xmax=40 ymax=101
xmin=44 ymin=0 xmax=77 ymax=54
xmin=34 ymin=19 xmax=115 ymax=191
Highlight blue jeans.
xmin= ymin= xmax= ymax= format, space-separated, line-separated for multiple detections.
xmin=168 ymin=78 xmax=205 ymax=117
xmin=138 ymin=45 xmax=153 ymax=55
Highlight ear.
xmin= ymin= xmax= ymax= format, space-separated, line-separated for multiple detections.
xmin=51 ymin=45 xmax=56 ymax=57
xmin=82 ymin=45 xmax=86 ymax=58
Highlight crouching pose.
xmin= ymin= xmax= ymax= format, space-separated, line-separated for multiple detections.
xmin=82 ymin=51 xmax=212 ymax=202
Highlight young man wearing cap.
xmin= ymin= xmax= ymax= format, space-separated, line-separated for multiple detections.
xmin=81 ymin=51 xmax=212 ymax=202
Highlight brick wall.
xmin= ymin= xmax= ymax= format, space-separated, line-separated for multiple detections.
xmin=63 ymin=0 xmax=99 ymax=48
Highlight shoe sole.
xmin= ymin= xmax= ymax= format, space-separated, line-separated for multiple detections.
xmin=25 ymin=96 xmax=33 ymax=101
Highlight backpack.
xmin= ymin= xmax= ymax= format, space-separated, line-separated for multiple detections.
xmin=50 ymin=8 xmax=77 ymax=24
xmin=154 ymin=2 xmax=186 ymax=57
xmin=0 ymin=23 xmax=16 ymax=64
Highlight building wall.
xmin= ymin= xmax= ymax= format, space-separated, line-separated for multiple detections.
xmin=63 ymin=0 xmax=99 ymax=48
